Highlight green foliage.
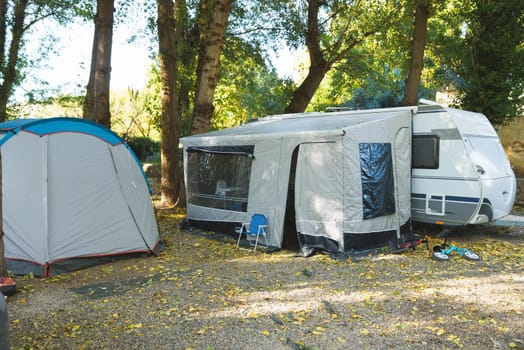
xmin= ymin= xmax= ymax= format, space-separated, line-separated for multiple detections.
xmin=7 ymin=0 xmax=522 ymax=133
xmin=452 ymin=0 xmax=524 ymax=125
xmin=309 ymin=0 xmax=522 ymax=121
xmin=1 ymin=1 xmax=95 ymax=101
xmin=111 ymin=88 xmax=160 ymax=140
xmin=212 ymin=38 xmax=294 ymax=129
xmin=5 ymin=94 xmax=83 ymax=120
xmin=419 ymin=0 xmax=524 ymax=124
xmin=143 ymin=35 xmax=294 ymax=134
xmin=124 ymin=136 xmax=160 ymax=161
xmin=142 ymin=63 xmax=163 ymax=132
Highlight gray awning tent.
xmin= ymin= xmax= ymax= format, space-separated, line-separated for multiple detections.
xmin=181 ymin=107 xmax=414 ymax=255
xmin=0 ymin=118 xmax=161 ymax=276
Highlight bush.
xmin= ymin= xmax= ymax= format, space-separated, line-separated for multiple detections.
xmin=125 ymin=136 xmax=160 ymax=161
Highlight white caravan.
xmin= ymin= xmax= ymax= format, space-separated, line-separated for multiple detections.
xmin=411 ymin=100 xmax=516 ymax=225
xmin=182 ymin=101 xmax=516 ymax=254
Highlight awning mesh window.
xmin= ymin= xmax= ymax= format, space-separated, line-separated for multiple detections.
xmin=187 ymin=146 xmax=253 ymax=212
xmin=359 ymin=143 xmax=395 ymax=219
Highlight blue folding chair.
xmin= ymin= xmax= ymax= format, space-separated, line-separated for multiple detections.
xmin=235 ymin=213 xmax=268 ymax=251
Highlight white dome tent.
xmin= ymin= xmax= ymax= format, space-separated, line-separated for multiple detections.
xmin=0 ymin=118 xmax=161 ymax=276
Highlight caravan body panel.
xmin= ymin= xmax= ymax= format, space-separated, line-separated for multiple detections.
xmin=412 ymin=105 xmax=516 ymax=225
xmin=449 ymin=108 xmax=516 ymax=222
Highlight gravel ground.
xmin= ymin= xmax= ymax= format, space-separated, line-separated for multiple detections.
xmin=6 ymin=208 xmax=524 ymax=350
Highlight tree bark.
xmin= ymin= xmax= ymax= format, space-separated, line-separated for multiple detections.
xmin=157 ymin=0 xmax=180 ymax=207
xmin=174 ymin=0 xmax=194 ymax=136
xmin=0 ymin=0 xmax=8 ymax=71
xmin=284 ymin=0 xmax=330 ymax=114
xmin=401 ymin=1 xmax=430 ymax=106
xmin=0 ymin=0 xmax=27 ymax=122
xmin=285 ymin=62 xmax=329 ymax=114
xmin=83 ymin=0 xmax=114 ymax=128
xmin=191 ymin=0 xmax=233 ymax=135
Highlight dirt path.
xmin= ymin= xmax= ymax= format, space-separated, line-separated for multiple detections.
xmin=7 ymin=210 xmax=524 ymax=350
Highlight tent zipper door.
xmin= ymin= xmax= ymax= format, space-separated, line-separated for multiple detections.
xmin=294 ymin=141 xmax=343 ymax=250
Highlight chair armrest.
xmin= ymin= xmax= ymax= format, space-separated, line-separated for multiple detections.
xmin=235 ymin=222 xmax=249 ymax=234
xmin=257 ymin=224 xmax=268 ymax=234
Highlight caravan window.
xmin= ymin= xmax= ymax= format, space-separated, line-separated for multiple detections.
xmin=412 ymin=135 xmax=439 ymax=169
xmin=186 ymin=146 xmax=253 ymax=212
xmin=359 ymin=143 xmax=396 ymax=219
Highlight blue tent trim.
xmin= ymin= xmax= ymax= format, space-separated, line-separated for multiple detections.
xmin=0 ymin=117 xmax=123 ymax=146
xmin=0 ymin=117 xmax=152 ymax=193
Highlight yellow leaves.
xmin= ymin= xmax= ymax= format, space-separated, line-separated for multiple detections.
xmin=358 ymin=270 xmax=377 ymax=281
xmin=322 ymin=300 xmax=337 ymax=318
xmin=159 ymin=307 xmax=179 ymax=317
xmin=351 ymin=312 xmax=362 ymax=319
xmin=8 ymin=212 xmax=524 ymax=350
xmin=509 ymin=339 xmax=524 ymax=348
xmin=286 ymin=339 xmax=307 ymax=349
xmin=312 ymin=325 xmax=327 ymax=335
xmin=447 ymin=334 xmax=463 ymax=347
xmin=64 ymin=323 xmax=82 ymax=338
xmin=125 ymin=322 xmax=142 ymax=330
xmin=426 ymin=326 xmax=445 ymax=336
xmin=101 ymin=265 xmax=114 ymax=274
xmin=195 ymin=326 xmax=215 ymax=335
xmin=394 ymin=323 xmax=408 ymax=330
xmin=292 ymin=316 xmax=306 ymax=325
xmin=425 ymin=326 xmax=462 ymax=347
xmin=78 ymin=340 xmax=91 ymax=350
xmin=478 ymin=317 xmax=497 ymax=326
xmin=360 ymin=328 xmax=371 ymax=336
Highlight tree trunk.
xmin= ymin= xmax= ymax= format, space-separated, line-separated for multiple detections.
xmin=174 ymin=0 xmax=194 ymax=137
xmin=284 ymin=0 xmax=330 ymax=114
xmin=0 ymin=0 xmax=27 ymax=122
xmin=285 ymin=61 xmax=329 ymax=113
xmin=191 ymin=0 xmax=233 ymax=135
xmin=157 ymin=0 xmax=180 ymax=208
xmin=401 ymin=1 xmax=430 ymax=106
xmin=83 ymin=0 xmax=114 ymax=128
xmin=0 ymin=0 xmax=8 ymax=71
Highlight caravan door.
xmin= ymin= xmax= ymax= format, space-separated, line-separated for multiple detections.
xmin=449 ymin=109 xmax=516 ymax=223
xmin=294 ymin=142 xmax=344 ymax=252
xmin=463 ymin=135 xmax=516 ymax=222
